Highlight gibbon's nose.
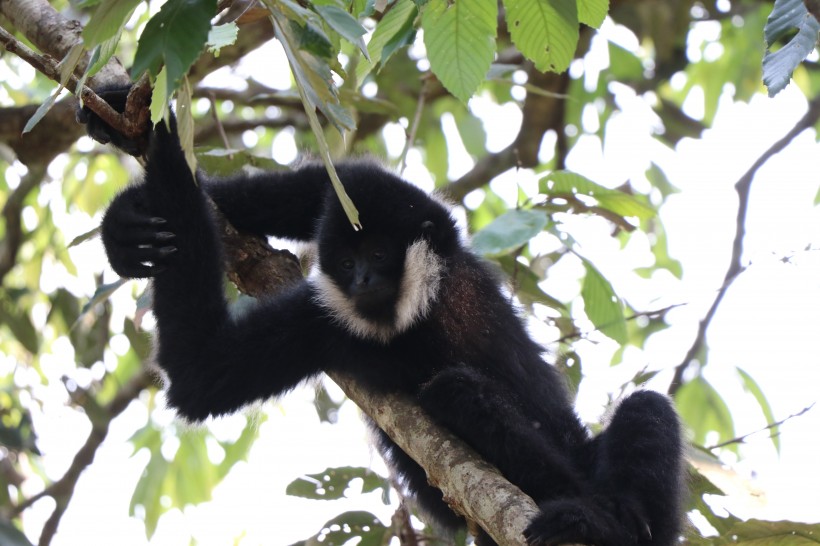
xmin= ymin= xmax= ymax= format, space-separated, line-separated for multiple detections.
xmin=354 ymin=264 xmax=371 ymax=288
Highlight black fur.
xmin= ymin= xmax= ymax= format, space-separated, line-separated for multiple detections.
xmin=87 ymin=95 xmax=686 ymax=545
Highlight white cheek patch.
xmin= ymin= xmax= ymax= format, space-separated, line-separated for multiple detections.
xmin=310 ymin=239 xmax=444 ymax=344
xmin=394 ymin=239 xmax=443 ymax=333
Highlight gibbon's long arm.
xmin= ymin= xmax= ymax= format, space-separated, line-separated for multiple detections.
xmin=203 ymin=162 xmax=385 ymax=241
xmin=104 ymin=123 xmax=349 ymax=420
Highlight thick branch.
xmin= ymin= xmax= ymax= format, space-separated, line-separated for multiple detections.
xmin=668 ymin=95 xmax=820 ymax=395
xmin=0 ymin=0 xmax=126 ymax=87
xmin=332 ymin=375 xmax=539 ymax=544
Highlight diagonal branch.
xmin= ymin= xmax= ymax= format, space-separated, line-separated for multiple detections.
xmin=668 ymin=95 xmax=820 ymax=396
xmin=10 ymin=370 xmax=153 ymax=546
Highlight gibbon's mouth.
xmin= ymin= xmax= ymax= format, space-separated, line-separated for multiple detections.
xmin=353 ymin=287 xmax=398 ymax=323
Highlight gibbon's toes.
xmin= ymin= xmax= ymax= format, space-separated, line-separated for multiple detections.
xmin=524 ymin=498 xmax=624 ymax=546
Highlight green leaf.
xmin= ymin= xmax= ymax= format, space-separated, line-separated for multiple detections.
xmin=736 ymin=367 xmax=780 ymax=453
xmin=496 ymin=255 xmax=568 ymax=312
xmin=504 ymin=0 xmax=578 ymax=73
xmin=0 ymin=291 xmax=40 ymax=353
xmin=472 ymin=209 xmax=548 ymax=257
xmin=269 ymin=8 xmax=360 ymax=228
xmin=68 ymin=226 xmax=101 ymax=248
xmin=421 ymin=0 xmax=497 ymax=103
xmin=23 ymin=86 xmax=61 ymax=134
xmin=578 ymin=0 xmax=608 ymax=28
xmin=709 ymin=518 xmax=820 ymax=545
xmin=82 ymin=0 xmax=142 ymax=46
xmin=286 ymin=466 xmax=389 ymax=500
xmin=207 ymin=22 xmax=239 ymax=54
xmin=314 ymin=4 xmax=370 ymax=60
xmin=762 ymin=0 xmax=820 ymax=97
xmin=132 ymin=0 xmax=217 ymax=93
xmin=85 ymin=26 xmax=126 ymax=78
xmin=676 ymin=375 xmax=735 ymax=449
xmin=580 ymin=259 xmax=626 ymax=344
xmin=176 ymin=76 xmax=197 ymax=176
xmin=218 ymin=416 xmax=262 ymax=479
xmin=150 ymin=67 xmax=170 ymax=125
xmin=79 ymin=279 xmax=127 ymax=318
xmin=355 ymin=0 xmax=417 ymax=83
xmin=540 ymin=170 xmax=655 ymax=220
xmin=0 ymin=520 xmax=35 ymax=546
xmin=297 ymin=511 xmax=390 ymax=546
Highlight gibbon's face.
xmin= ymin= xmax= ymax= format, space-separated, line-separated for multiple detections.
xmin=325 ymin=232 xmax=405 ymax=323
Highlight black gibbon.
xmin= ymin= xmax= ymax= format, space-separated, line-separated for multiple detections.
xmin=83 ymin=95 xmax=685 ymax=546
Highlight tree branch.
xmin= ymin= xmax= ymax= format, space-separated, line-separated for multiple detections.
xmin=441 ymin=69 xmax=570 ymax=201
xmin=10 ymin=370 xmax=153 ymax=546
xmin=706 ymin=403 xmax=816 ymax=451
xmin=332 ymin=375 xmax=540 ymax=544
xmin=668 ymin=95 xmax=820 ymax=395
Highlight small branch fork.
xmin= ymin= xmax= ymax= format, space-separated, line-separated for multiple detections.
xmin=0 ymin=25 xmax=148 ymax=142
xmin=667 ymin=95 xmax=820 ymax=396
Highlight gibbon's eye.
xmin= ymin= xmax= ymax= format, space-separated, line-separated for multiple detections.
xmin=372 ymin=249 xmax=386 ymax=261
xmin=340 ymin=258 xmax=355 ymax=270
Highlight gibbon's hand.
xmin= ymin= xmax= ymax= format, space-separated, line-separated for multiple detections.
xmin=101 ymin=185 xmax=177 ymax=278
xmin=77 ymin=85 xmax=147 ymax=157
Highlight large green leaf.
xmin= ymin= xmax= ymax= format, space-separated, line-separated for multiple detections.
xmin=131 ymin=0 xmax=217 ymax=94
xmin=577 ymin=0 xmax=608 ymax=28
xmin=676 ymin=375 xmax=735 ymax=449
xmin=580 ymin=259 xmax=626 ymax=344
xmin=422 ymin=0 xmax=497 ymax=103
xmin=504 ymin=0 xmax=578 ymax=73
xmin=472 ymin=209 xmax=548 ymax=257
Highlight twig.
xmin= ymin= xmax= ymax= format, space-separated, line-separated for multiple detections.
xmin=10 ymin=370 xmax=153 ymax=545
xmin=0 ymin=25 xmax=140 ymax=140
xmin=706 ymin=403 xmax=816 ymax=450
xmin=668 ymin=95 xmax=820 ymax=396
xmin=0 ymin=165 xmax=46 ymax=284
xmin=398 ymin=75 xmax=431 ymax=175
xmin=207 ymin=91 xmax=233 ymax=155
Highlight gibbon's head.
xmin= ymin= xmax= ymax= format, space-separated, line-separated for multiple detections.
xmin=312 ymin=163 xmax=459 ymax=343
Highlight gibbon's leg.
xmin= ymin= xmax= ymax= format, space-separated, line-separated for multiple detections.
xmin=418 ymin=366 xmax=588 ymax=502
xmin=525 ymin=391 xmax=685 ymax=546
xmin=590 ymin=390 xmax=686 ymax=546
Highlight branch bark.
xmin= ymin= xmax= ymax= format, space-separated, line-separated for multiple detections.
xmin=333 ymin=375 xmax=540 ymax=544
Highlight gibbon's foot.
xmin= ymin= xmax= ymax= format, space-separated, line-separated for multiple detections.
xmin=524 ymin=496 xmax=650 ymax=546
